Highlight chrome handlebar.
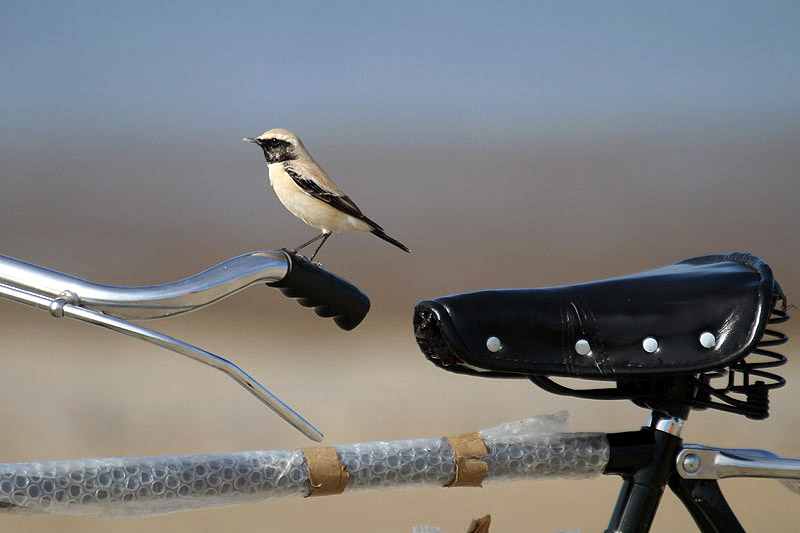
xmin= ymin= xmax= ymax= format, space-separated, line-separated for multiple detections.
xmin=0 ymin=250 xmax=371 ymax=442
xmin=0 ymin=251 xmax=288 ymax=319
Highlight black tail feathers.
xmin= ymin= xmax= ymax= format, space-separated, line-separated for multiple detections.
xmin=371 ymin=229 xmax=410 ymax=253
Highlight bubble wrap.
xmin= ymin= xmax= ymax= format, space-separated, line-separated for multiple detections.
xmin=0 ymin=413 xmax=609 ymax=518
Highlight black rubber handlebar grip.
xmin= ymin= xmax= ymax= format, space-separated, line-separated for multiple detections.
xmin=267 ymin=251 xmax=370 ymax=330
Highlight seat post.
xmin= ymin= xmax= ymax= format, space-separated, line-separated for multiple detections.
xmin=604 ymin=412 xmax=685 ymax=533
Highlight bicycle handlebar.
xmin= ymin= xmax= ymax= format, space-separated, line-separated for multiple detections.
xmin=0 ymin=250 xmax=370 ymax=328
xmin=0 ymin=250 xmax=372 ymax=441
xmin=0 ymin=251 xmax=286 ymax=319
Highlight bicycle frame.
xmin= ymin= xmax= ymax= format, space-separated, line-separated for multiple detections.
xmin=2 ymin=408 xmax=799 ymax=529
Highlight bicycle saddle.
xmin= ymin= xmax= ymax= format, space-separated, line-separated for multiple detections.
xmin=414 ymin=253 xmax=784 ymax=380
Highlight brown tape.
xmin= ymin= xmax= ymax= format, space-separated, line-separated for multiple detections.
xmin=301 ymin=446 xmax=349 ymax=497
xmin=445 ymin=432 xmax=488 ymax=487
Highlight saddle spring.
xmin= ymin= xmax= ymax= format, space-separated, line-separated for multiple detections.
xmin=689 ymin=291 xmax=790 ymax=419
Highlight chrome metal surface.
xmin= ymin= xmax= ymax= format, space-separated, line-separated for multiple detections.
xmin=647 ymin=413 xmax=684 ymax=437
xmin=0 ymin=251 xmax=289 ymax=319
xmin=681 ymin=453 xmax=701 ymax=473
xmin=0 ymin=281 xmax=323 ymax=442
xmin=48 ymin=297 xmax=67 ymax=317
xmin=677 ymin=444 xmax=800 ymax=481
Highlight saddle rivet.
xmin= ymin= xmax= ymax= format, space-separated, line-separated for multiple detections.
xmin=699 ymin=331 xmax=716 ymax=349
xmin=486 ymin=336 xmax=502 ymax=352
xmin=642 ymin=337 xmax=659 ymax=353
xmin=574 ymin=339 xmax=592 ymax=356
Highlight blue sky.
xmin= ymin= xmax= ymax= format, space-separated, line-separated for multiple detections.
xmin=3 ymin=1 xmax=799 ymax=147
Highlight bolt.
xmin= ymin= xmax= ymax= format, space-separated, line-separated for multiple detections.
xmin=682 ymin=453 xmax=701 ymax=473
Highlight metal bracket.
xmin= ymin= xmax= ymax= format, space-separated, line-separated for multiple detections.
xmin=677 ymin=444 xmax=800 ymax=482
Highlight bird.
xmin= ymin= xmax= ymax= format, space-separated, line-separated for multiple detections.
xmin=244 ymin=129 xmax=410 ymax=261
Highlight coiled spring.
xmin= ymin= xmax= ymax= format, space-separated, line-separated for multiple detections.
xmin=689 ymin=293 xmax=790 ymax=419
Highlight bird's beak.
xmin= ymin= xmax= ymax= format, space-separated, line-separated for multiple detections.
xmin=242 ymin=137 xmax=259 ymax=144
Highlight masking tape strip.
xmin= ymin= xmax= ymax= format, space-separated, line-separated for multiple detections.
xmin=445 ymin=432 xmax=488 ymax=487
xmin=300 ymin=446 xmax=349 ymax=497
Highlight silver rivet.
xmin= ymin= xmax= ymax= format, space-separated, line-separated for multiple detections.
xmin=682 ymin=453 xmax=701 ymax=473
xmin=48 ymin=298 xmax=68 ymax=318
xmin=699 ymin=331 xmax=716 ymax=349
xmin=486 ymin=336 xmax=502 ymax=352
xmin=575 ymin=339 xmax=591 ymax=356
xmin=48 ymin=291 xmax=78 ymax=318
xmin=642 ymin=337 xmax=659 ymax=353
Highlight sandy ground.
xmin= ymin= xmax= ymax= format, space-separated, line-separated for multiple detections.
xmin=0 ymin=303 xmax=797 ymax=532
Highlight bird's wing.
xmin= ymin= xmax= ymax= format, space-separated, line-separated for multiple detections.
xmin=284 ymin=162 xmax=369 ymax=221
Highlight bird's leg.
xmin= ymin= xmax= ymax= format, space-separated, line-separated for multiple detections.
xmin=293 ymin=232 xmax=326 ymax=253
xmin=308 ymin=232 xmax=332 ymax=262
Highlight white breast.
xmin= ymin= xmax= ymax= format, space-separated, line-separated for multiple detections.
xmin=267 ymin=164 xmax=370 ymax=233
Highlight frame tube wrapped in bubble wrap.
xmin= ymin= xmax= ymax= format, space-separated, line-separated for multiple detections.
xmin=0 ymin=413 xmax=608 ymax=518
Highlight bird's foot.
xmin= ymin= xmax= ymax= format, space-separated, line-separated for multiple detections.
xmin=280 ymin=246 xmax=304 ymax=258
xmin=279 ymin=247 xmax=322 ymax=265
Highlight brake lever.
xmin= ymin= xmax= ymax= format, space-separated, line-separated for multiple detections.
xmin=0 ymin=281 xmax=324 ymax=442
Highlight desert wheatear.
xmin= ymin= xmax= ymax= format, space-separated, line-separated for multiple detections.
xmin=244 ymin=129 xmax=409 ymax=260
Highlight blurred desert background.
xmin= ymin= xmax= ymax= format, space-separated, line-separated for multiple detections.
xmin=1 ymin=3 xmax=799 ymax=531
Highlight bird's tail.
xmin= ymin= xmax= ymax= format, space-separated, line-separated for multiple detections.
xmin=371 ymin=229 xmax=410 ymax=253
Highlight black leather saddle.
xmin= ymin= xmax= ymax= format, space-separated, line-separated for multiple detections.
xmin=414 ymin=253 xmax=785 ymax=381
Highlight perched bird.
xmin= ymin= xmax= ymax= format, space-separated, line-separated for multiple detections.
xmin=244 ymin=129 xmax=410 ymax=261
